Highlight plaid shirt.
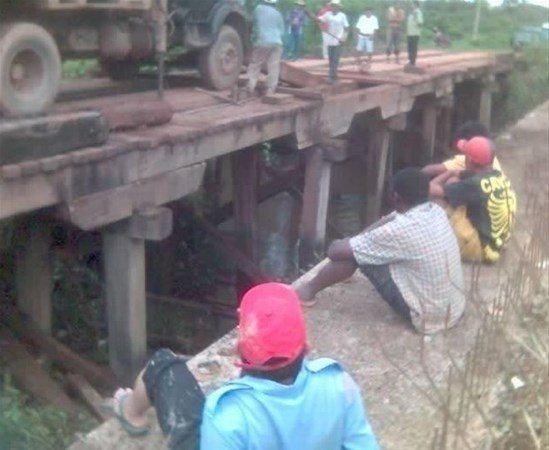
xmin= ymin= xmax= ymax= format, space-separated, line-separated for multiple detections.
xmin=349 ymin=202 xmax=465 ymax=334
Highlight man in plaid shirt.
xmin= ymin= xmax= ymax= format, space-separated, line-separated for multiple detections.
xmin=297 ymin=168 xmax=465 ymax=334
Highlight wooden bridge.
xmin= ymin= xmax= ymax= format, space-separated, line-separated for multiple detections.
xmin=0 ymin=50 xmax=513 ymax=384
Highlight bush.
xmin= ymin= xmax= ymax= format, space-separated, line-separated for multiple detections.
xmin=0 ymin=375 xmax=92 ymax=450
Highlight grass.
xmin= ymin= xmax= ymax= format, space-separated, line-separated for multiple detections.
xmin=0 ymin=374 xmax=95 ymax=450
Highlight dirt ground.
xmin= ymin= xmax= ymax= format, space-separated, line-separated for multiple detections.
xmin=70 ymin=101 xmax=549 ymax=450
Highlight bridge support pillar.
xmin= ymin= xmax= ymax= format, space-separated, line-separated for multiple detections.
xmin=479 ymin=85 xmax=492 ymax=131
xmin=103 ymin=207 xmax=172 ymax=383
xmin=422 ymin=100 xmax=438 ymax=163
xmin=15 ymin=218 xmax=53 ymax=334
xmin=299 ymin=146 xmax=333 ymax=267
xmin=365 ymin=116 xmax=401 ymax=226
xmin=231 ymin=147 xmax=259 ymax=263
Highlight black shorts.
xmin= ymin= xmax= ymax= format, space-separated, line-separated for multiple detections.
xmin=143 ymin=349 xmax=205 ymax=450
xmin=360 ymin=264 xmax=412 ymax=322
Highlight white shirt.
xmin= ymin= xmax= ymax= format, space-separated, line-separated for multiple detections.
xmin=319 ymin=11 xmax=349 ymax=46
xmin=355 ymin=15 xmax=379 ymax=35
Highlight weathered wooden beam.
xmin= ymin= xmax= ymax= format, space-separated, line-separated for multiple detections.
xmin=365 ymin=127 xmax=391 ymax=225
xmin=386 ymin=113 xmax=408 ymax=131
xmin=62 ymin=163 xmax=205 ymax=230
xmin=65 ymin=373 xmax=109 ymax=421
xmin=231 ymin=148 xmax=259 ymax=261
xmin=0 ymin=328 xmax=79 ymax=414
xmin=129 ymin=207 xmax=173 ymax=241
xmin=102 ymin=220 xmax=147 ymax=383
xmin=1 ymin=302 xmax=118 ymax=389
xmin=15 ymin=219 xmax=53 ymax=334
xmin=279 ymin=61 xmax=325 ymax=88
xmin=299 ymin=146 xmax=332 ymax=267
xmin=0 ymin=111 xmax=108 ymax=165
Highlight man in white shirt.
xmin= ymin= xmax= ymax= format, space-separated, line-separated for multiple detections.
xmin=315 ymin=0 xmax=349 ymax=83
xmin=355 ymin=7 xmax=379 ymax=65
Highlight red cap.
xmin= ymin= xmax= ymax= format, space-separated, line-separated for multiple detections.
xmin=237 ymin=283 xmax=307 ymax=371
xmin=456 ymin=136 xmax=494 ymax=166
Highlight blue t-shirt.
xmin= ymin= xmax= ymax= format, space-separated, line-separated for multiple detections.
xmin=200 ymin=358 xmax=379 ymax=450
xmin=253 ymin=4 xmax=285 ymax=46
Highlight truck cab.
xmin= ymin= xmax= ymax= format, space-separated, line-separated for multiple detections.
xmin=0 ymin=0 xmax=250 ymax=116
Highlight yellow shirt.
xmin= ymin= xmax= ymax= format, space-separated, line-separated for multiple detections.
xmin=443 ymin=154 xmax=503 ymax=173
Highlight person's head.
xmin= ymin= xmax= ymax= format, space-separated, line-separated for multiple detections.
xmin=237 ymin=283 xmax=307 ymax=383
xmin=295 ymin=0 xmax=306 ymax=8
xmin=391 ymin=167 xmax=430 ymax=211
xmin=330 ymin=0 xmax=341 ymax=12
xmin=454 ymin=121 xmax=489 ymax=145
xmin=413 ymin=1 xmax=420 ymax=9
xmin=263 ymin=0 xmax=277 ymax=5
xmin=365 ymin=6 xmax=372 ymax=16
xmin=457 ymin=137 xmax=495 ymax=172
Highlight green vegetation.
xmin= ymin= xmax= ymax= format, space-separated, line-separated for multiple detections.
xmin=0 ymin=375 xmax=94 ymax=450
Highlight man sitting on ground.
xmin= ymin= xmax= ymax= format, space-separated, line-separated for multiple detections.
xmin=430 ymin=137 xmax=517 ymax=263
xmin=422 ymin=121 xmax=503 ymax=178
xmin=296 ymin=168 xmax=465 ymax=334
xmin=111 ymin=283 xmax=380 ymax=450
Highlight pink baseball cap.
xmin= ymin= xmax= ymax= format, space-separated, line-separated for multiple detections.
xmin=456 ymin=136 xmax=494 ymax=166
xmin=237 ymin=283 xmax=307 ymax=371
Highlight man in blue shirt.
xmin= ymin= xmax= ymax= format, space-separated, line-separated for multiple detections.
xmin=247 ymin=0 xmax=285 ymax=95
xmin=110 ymin=283 xmax=379 ymax=450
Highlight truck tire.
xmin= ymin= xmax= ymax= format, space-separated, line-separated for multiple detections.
xmin=100 ymin=59 xmax=141 ymax=81
xmin=199 ymin=25 xmax=243 ymax=90
xmin=0 ymin=22 xmax=61 ymax=116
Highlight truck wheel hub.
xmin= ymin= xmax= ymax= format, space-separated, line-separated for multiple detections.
xmin=219 ymin=42 xmax=237 ymax=75
xmin=9 ymin=50 xmax=43 ymax=94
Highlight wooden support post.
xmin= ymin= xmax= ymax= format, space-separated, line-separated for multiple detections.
xmin=15 ymin=219 xmax=53 ymax=334
xmin=102 ymin=207 xmax=173 ymax=382
xmin=422 ymin=101 xmax=438 ymax=164
xmin=103 ymin=221 xmax=147 ymax=383
xmin=365 ymin=127 xmax=391 ymax=225
xmin=299 ymin=146 xmax=332 ymax=267
xmin=479 ymin=85 xmax=492 ymax=131
xmin=231 ymin=147 xmax=259 ymax=261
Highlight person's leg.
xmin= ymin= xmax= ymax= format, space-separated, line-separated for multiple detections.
xmin=394 ymin=29 xmax=401 ymax=63
xmin=247 ymin=46 xmax=265 ymax=93
xmin=295 ymin=30 xmax=302 ymax=59
xmin=410 ymin=36 xmax=419 ymax=65
xmin=360 ymin=264 xmax=412 ymax=321
xmin=407 ymin=36 xmax=413 ymax=65
xmin=114 ymin=369 xmax=150 ymax=428
xmin=367 ymin=37 xmax=373 ymax=62
xmin=266 ymin=45 xmax=282 ymax=95
xmin=295 ymin=259 xmax=357 ymax=303
xmin=322 ymin=33 xmax=329 ymax=59
xmin=332 ymin=44 xmax=341 ymax=80
xmin=328 ymin=45 xmax=337 ymax=81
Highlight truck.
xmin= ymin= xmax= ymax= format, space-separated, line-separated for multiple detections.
xmin=0 ymin=0 xmax=250 ymax=116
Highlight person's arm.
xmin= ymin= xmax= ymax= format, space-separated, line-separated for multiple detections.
xmin=417 ymin=9 xmax=424 ymax=26
xmin=422 ymin=163 xmax=448 ymax=178
xmin=327 ymin=238 xmax=354 ymax=261
xmin=342 ymin=372 xmax=380 ymax=450
xmin=429 ymin=170 xmax=459 ymax=199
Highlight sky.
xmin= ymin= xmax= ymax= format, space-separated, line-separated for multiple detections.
xmin=488 ymin=0 xmax=549 ymax=6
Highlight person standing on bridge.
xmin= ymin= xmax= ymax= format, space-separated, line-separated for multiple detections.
xmin=355 ymin=6 xmax=379 ymax=69
xmin=247 ymin=0 xmax=285 ymax=96
xmin=405 ymin=0 xmax=423 ymax=72
xmin=285 ymin=0 xmax=308 ymax=60
xmin=296 ymin=168 xmax=465 ymax=334
xmin=109 ymin=283 xmax=380 ymax=450
xmin=385 ymin=2 xmax=405 ymax=63
xmin=312 ymin=0 xmax=350 ymax=84
xmin=317 ymin=0 xmax=334 ymax=59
